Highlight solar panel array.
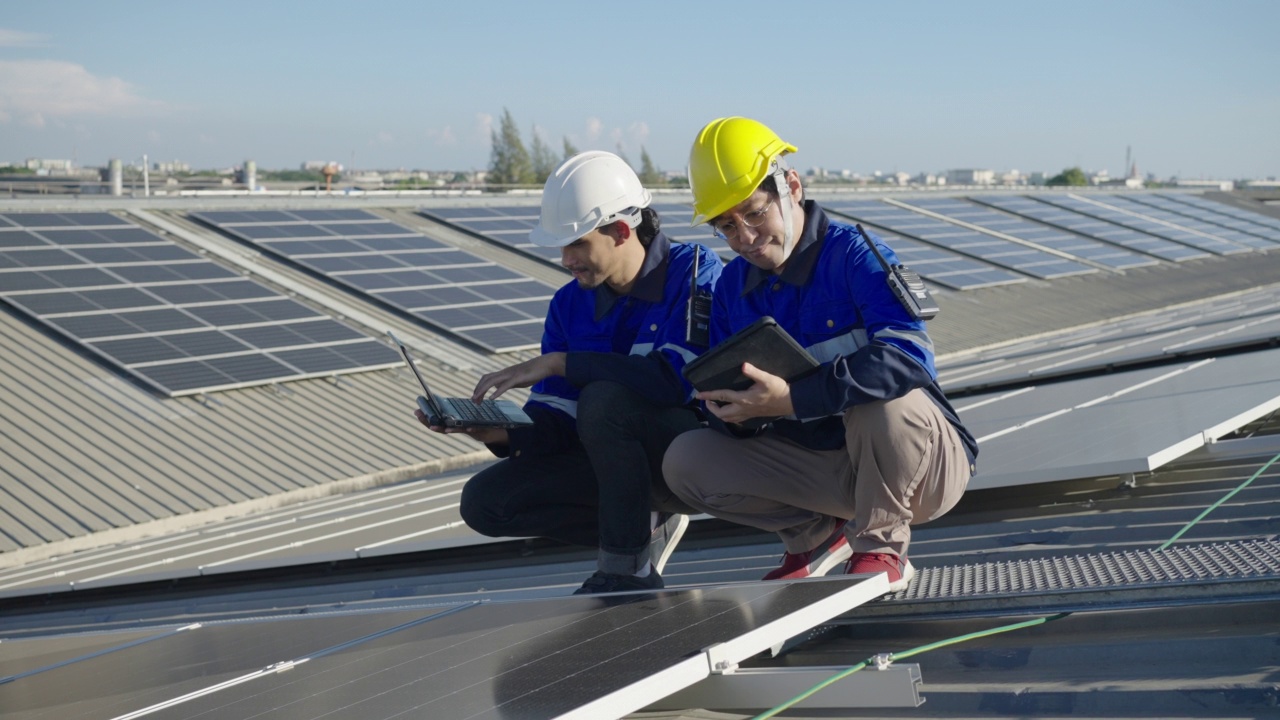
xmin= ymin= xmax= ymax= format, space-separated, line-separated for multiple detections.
xmin=0 ymin=212 xmax=401 ymax=396
xmin=1132 ymin=194 xmax=1280 ymax=244
xmin=1081 ymin=195 xmax=1270 ymax=252
xmin=1035 ymin=194 xmax=1248 ymax=256
xmin=972 ymin=195 xmax=1208 ymax=262
xmin=899 ymin=197 xmax=1158 ymax=270
xmin=192 ymin=209 xmax=556 ymax=353
xmin=824 ymin=199 xmax=1098 ymax=280
xmin=419 ymin=205 xmax=561 ymax=265
xmin=1161 ymin=193 xmax=1280 ymax=233
xmin=422 ymin=203 xmax=736 ymax=263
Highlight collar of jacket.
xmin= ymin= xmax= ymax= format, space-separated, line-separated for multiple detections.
xmin=592 ymin=230 xmax=671 ymax=321
xmin=741 ymin=200 xmax=829 ymax=296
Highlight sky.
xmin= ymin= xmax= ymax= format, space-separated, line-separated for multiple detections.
xmin=1 ymin=1 xmax=1277 ymax=179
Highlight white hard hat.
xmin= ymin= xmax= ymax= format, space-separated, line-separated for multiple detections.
xmin=529 ymin=151 xmax=653 ymax=248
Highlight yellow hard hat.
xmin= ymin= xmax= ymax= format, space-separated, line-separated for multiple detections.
xmin=688 ymin=117 xmax=797 ymax=226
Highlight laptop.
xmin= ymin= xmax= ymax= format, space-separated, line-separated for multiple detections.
xmin=388 ymin=331 xmax=534 ymax=429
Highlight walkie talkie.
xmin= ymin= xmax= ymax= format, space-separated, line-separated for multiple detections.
xmin=856 ymin=224 xmax=939 ymax=321
xmin=686 ymin=248 xmax=712 ymax=346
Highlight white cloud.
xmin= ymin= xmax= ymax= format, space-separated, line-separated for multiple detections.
xmin=369 ymin=130 xmax=393 ymax=146
xmin=0 ymin=29 xmax=48 ymax=48
xmin=428 ymin=125 xmax=457 ymax=146
xmin=585 ymin=116 xmax=602 ymax=142
xmin=474 ymin=113 xmax=493 ymax=143
xmin=0 ymin=60 xmax=165 ymax=124
xmin=628 ymin=121 xmax=650 ymax=145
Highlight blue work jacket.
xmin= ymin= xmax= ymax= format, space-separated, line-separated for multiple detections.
xmin=502 ymin=232 xmax=722 ymax=459
xmin=709 ymin=201 xmax=977 ymax=463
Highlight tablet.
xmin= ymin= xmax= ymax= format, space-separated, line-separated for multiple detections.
xmin=682 ymin=316 xmax=820 ymax=392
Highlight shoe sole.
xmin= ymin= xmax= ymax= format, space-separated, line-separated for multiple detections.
xmin=886 ymin=559 xmax=916 ymax=593
xmin=808 ymin=538 xmax=853 ymax=578
xmin=651 ymin=514 xmax=689 ymax=575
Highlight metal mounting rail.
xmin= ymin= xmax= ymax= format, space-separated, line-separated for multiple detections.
xmin=860 ymin=539 xmax=1280 ymax=617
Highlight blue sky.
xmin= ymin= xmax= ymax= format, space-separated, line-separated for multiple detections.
xmin=1 ymin=1 xmax=1276 ymax=178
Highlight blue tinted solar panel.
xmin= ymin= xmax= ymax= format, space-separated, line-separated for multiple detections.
xmin=1080 ymin=195 xmax=1263 ymax=252
xmin=1161 ymin=194 xmax=1280 ymax=232
xmin=902 ymin=197 xmax=1157 ymax=270
xmin=1126 ymin=195 xmax=1280 ymax=244
xmin=0 ymin=213 xmax=399 ymax=395
xmin=973 ymin=195 xmax=1208 ymax=262
xmin=1035 ymin=194 xmax=1245 ymax=256
xmin=823 ymin=199 xmax=1096 ymax=280
xmin=195 ymin=210 xmax=556 ymax=353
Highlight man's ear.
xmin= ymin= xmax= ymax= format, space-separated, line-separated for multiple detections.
xmin=606 ymin=220 xmax=631 ymax=245
xmin=785 ymin=168 xmax=804 ymax=203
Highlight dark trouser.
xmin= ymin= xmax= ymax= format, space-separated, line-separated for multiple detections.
xmin=459 ymin=381 xmax=701 ymax=574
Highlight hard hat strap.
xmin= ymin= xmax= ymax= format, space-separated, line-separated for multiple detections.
xmin=772 ymin=161 xmax=798 ymax=262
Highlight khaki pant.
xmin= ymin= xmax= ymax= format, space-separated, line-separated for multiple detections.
xmin=663 ymin=388 xmax=971 ymax=558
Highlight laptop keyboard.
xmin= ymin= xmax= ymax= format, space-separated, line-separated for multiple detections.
xmin=448 ymin=399 xmax=510 ymax=423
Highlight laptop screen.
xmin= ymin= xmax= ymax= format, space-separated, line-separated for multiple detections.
xmin=387 ymin=331 xmax=443 ymax=416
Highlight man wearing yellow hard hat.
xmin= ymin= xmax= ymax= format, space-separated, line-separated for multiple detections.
xmin=663 ymin=117 xmax=976 ymax=591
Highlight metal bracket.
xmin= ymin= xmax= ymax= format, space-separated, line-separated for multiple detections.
xmin=646 ymin=663 xmax=925 ymax=710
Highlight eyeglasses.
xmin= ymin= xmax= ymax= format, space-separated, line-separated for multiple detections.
xmin=710 ymin=200 xmax=773 ymax=242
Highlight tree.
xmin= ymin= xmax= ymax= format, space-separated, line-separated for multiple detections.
xmin=1046 ymin=167 xmax=1089 ymax=186
xmin=487 ymin=108 xmax=535 ymax=187
xmin=530 ymin=127 xmax=558 ymax=184
xmin=638 ymin=146 xmax=666 ymax=187
xmin=562 ymin=137 xmax=580 ymax=162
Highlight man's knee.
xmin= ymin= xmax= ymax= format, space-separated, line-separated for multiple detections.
xmin=661 ymin=430 xmax=705 ymax=503
xmin=576 ymin=381 xmax=637 ymax=438
xmin=458 ymin=468 xmax=505 ymax=537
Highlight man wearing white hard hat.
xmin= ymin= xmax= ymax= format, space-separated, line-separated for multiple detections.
xmin=417 ymin=151 xmax=722 ymax=594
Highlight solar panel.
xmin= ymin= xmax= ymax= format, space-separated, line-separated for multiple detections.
xmin=1080 ymin=195 xmax=1268 ymax=252
xmin=1034 ymin=194 xmax=1247 ymax=256
xmin=939 ymin=299 xmax=1280 ymax=392
xmin=420 ymin=205 xmax=564 ymax=265
xmin=194 ymin=209 xmax=557 ymax=353
xmin=973 ymin=195 xmax=1207 ymax=262
xmin=824 ymin=199 xmax=1096 ymax=280
xmin=0 ymin=212 xmax=401 ymax=397
xmin=422 ymin=203 xmax=737 ymax=265
xmin=959 ymin=347 xmax=1280 ymax=489
xmin=0 ymin=578 xmax=886 ymax=720
xmin=1146 ymin=194 xmax=1280 ymax=241
xmin=900 ymin=197 xmax=1157 ymax=270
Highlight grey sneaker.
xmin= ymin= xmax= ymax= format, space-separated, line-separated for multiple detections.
xmin=649 ymin=513 xmax=689 ymax=575
xmin=573 ymin=570 xmax=664 ymax=595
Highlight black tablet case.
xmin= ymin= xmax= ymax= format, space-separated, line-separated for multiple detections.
xmin=682 ymin=316 xmax=820 ymax=392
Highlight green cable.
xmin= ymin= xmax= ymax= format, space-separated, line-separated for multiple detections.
xmin=1157 ymin=451 xmax=1280 ymax=551
xmin=749 ymin=449 xmax=1280 ymax=720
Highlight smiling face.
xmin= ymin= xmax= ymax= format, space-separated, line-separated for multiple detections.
xmin=709 ymin=169 xmax=805 ymax=273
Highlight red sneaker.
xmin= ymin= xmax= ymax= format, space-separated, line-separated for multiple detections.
xmin=762 ymin=524 xmax=852 ymax=581
xmin=846 ymin=552 xmax=916 ymax=592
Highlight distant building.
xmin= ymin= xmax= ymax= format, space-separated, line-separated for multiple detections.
xmin=24 ymin=158 xmax=74 ymax=175
xmin=153 ymin=160 xmax=191 ymax=174
xmin=945 ymin=169 xmax=995 ymax=185
xmin=1174 ymin=179 xmax=1235 ymax=191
